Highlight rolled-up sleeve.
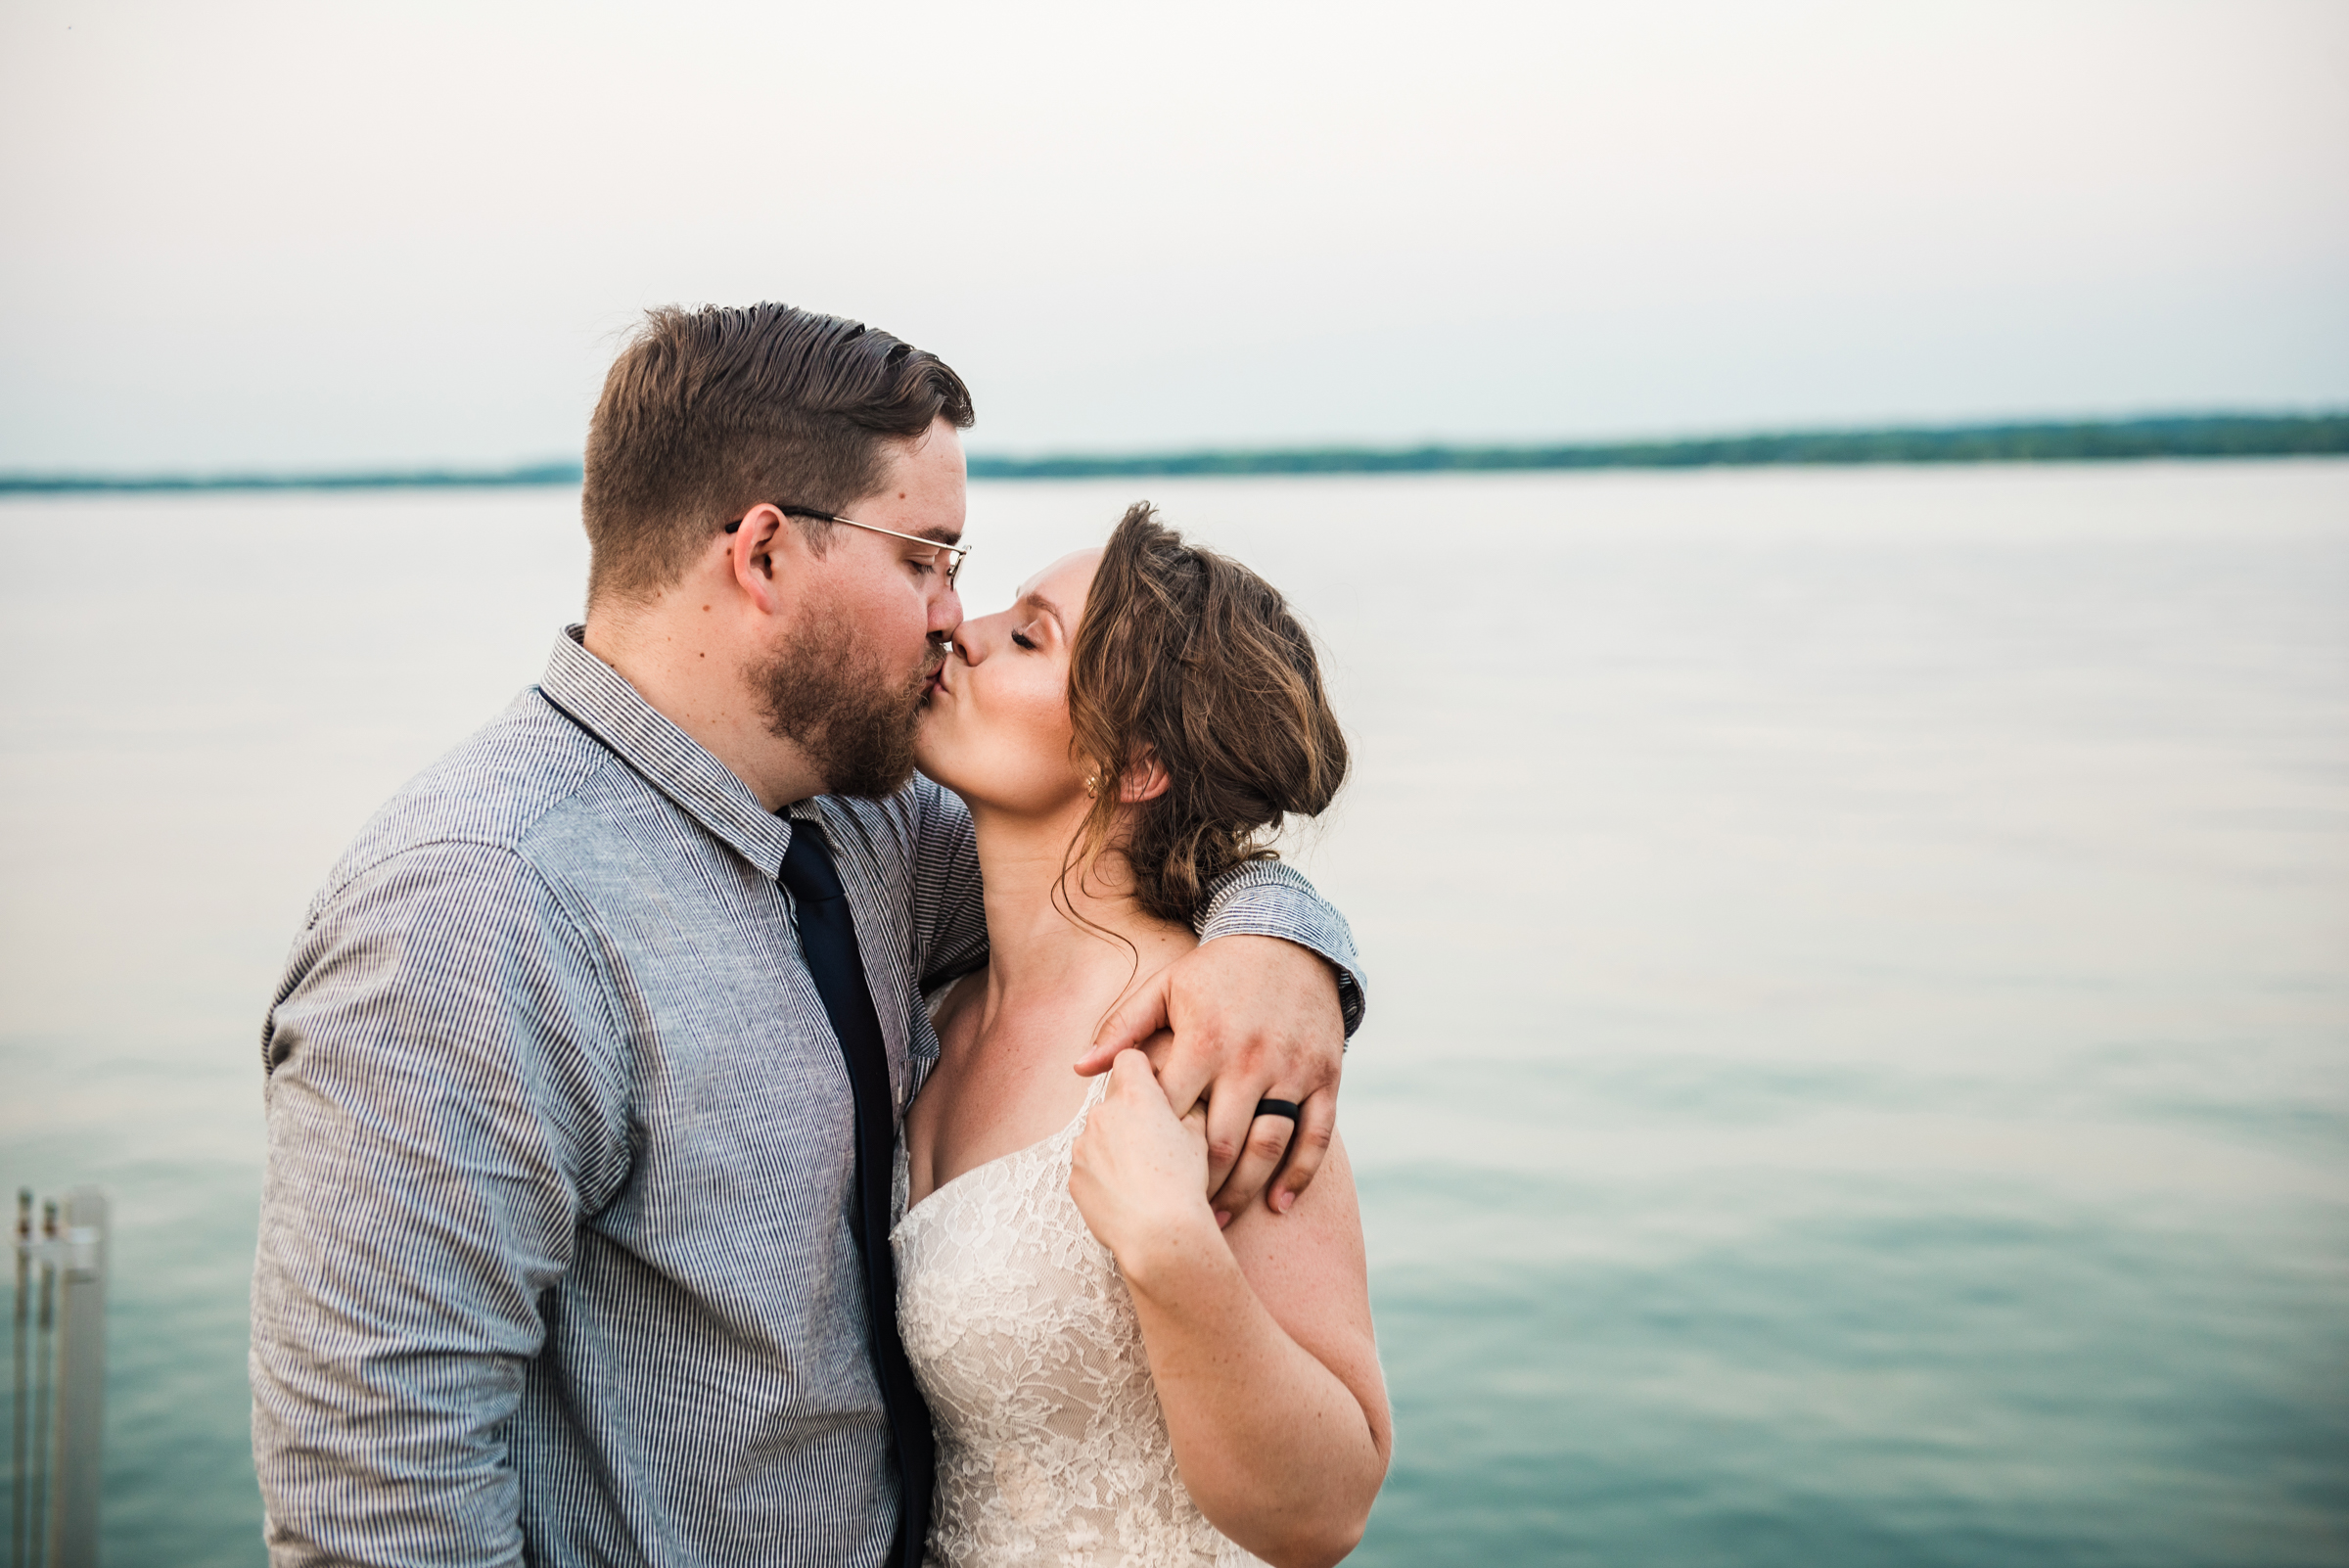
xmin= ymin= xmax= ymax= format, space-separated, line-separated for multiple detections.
xmin=251 ymin=843 xmax=630 ymax=1568
xmin=1194 ymin=859 xmax=1367 ymax=1038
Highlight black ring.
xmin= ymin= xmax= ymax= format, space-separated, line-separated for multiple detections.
xmin=1253 ymin=1098 xmax=1303 ymax=1122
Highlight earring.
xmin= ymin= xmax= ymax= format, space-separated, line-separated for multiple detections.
xmin=1083 ymin=775 xmax=1100 ymax=799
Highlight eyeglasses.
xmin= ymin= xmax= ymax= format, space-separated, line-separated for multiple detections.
xmin=726 ymin=504 xmax=971 ymax=587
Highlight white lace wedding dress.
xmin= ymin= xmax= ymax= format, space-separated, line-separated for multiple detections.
xmin=893 ymin=1075 xmax=1267 ymax=1567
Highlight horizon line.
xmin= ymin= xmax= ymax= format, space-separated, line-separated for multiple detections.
xmin=4 ymin=411 xmax=2345 ymax=494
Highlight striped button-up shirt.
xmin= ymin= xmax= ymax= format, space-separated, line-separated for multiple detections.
xmin=250 ymin=627 xmax=1362 ymax=1568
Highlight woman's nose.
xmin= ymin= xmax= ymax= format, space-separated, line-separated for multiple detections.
xmin=952 ymin=619 xmax=996 ymax=666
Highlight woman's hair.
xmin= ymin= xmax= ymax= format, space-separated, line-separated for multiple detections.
xmin=1067 ymin=504 xmax=1349 ymax=926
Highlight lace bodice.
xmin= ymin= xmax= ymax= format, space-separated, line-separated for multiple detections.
xmin=892 ymin=1078 xmax=1265 ymax=1567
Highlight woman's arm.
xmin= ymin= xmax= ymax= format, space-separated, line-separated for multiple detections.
xmin=1070 ymin=1051 xmax=1391 ymax=1568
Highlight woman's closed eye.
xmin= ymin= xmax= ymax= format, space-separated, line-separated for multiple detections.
xmin=1010 ymin=627 xmax=1038 ymax=651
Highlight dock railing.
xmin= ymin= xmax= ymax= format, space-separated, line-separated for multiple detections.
xmin=10 ymin=1188 xmax=107 ymax=1568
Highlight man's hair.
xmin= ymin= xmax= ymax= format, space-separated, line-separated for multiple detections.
xmin=581 ymin=303 xmax=975 ymax=606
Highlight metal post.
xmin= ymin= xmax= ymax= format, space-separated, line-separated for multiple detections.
xmin=25 ymin=1205 xmax=55 ymax=1568
xmin=42 ymin=1190 xmax=102 ymax=1568
xmin=7 ymin=1189 xmax=103 ymax=1568
xmin=10 ymin=1189 xmax=27 ymax=1568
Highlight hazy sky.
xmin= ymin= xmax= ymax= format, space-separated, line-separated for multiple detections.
xmin=3 ymin=0 xmax=2344 ymax=470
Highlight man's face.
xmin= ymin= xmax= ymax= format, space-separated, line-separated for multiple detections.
xmin=749 ymin=418 xmax=967 ymax=798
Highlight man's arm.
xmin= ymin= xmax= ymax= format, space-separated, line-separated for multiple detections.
xmin=902 ymin=778 xmax=1364 ymax=1216
xmin=1080 ymin=858 xmax=1365 ymax=1222
xmin=252 ymin=845 xmax=628 ymax=1568
xmin=906 ymin=779 xmax=1364 ymax=1033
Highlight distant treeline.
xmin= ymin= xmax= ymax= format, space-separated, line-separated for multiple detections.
xmin=5 ymin=414 xmax=2343 ymax=494
xmin=0 ymin=460 xmax=585 ymax=495
xmin=967 ymin=414 xmax=2349 ymax=479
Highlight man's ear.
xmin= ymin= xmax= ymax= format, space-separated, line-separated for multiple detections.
xmin=1119 ymin=748 xmax=1172 ymax=805
xmin=728 ymin=503 xmax=792 ymax=616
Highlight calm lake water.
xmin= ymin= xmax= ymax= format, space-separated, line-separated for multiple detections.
xmin=4 ymin=463 xmax=2346 ymax=1566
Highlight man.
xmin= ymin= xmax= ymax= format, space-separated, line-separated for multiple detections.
xmin=249 ymin=303 xmax=1361 ymax=1567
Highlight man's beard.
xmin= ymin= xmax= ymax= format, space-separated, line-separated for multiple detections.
xmin=750 ymin=603 xmax=940 ymax=801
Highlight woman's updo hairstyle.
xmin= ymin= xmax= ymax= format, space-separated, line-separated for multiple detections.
xmin=1067 ymin=503 xmax=1348 ymax=925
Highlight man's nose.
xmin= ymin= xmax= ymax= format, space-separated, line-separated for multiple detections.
xmin=929 ymin=583 xmax=964 ymax=635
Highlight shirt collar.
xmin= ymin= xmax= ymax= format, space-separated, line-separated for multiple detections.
xmin=537 ymin=624 xmax=792 ymax=880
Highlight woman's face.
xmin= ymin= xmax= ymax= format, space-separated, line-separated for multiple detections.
xmin=915 ymin=548 xmax=1102 ymax=815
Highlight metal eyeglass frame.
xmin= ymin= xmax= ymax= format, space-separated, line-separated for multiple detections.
xmin=725 ymin=504 xmax=971 ymax=586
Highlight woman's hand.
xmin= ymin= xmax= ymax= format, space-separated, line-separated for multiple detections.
xmin=1069 ymin=1050 xmax=1221 ymax=1274
xmin=1077 ymin=936 xmax=1346 ymax=1224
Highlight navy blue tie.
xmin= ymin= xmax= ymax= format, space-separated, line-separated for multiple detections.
xmin=779 ymin=818 xmax=934 ymax=1568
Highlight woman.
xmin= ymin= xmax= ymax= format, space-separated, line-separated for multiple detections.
xmin=894 ymin=505 xmax=1391 ymax=1567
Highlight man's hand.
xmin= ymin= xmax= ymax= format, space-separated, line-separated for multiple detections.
xmin=1075 ymin=935 xmax=1344 ymax=1223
